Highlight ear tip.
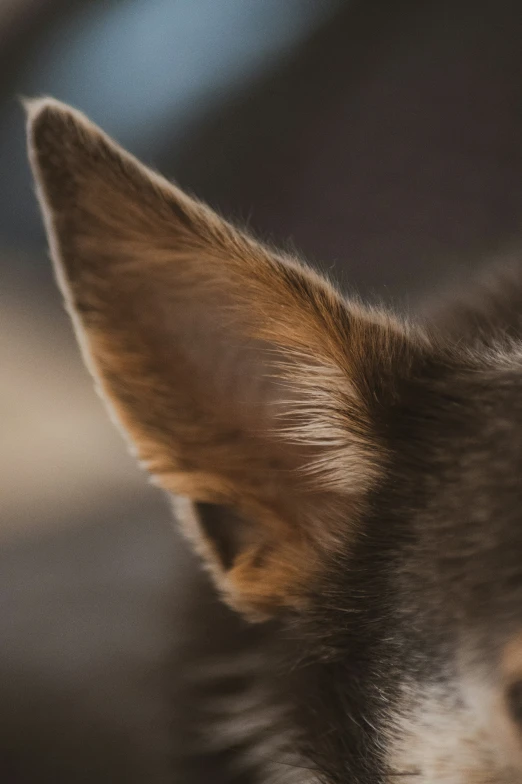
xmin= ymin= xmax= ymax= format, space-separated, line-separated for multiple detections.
xmin=23 ymin=95 xmax=65 ymax=118
xmin=25 ymin=98 xmax=103 ymax=178
xmin=25 ymin=97 xmax=77 ymax=150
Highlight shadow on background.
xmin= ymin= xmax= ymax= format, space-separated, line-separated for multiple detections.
xmin=1 ymin=1 xmax=522 ymax=781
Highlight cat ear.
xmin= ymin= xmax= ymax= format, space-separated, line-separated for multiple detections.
xmin=27 ymin=98 xmax=414 ymax=619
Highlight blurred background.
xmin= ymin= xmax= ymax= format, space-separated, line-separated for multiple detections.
xmin=2 ymin=0 xmax=522 ymax=780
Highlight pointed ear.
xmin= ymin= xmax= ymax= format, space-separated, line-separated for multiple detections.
xmin=27 ymin=98 xmax=414 ymax=619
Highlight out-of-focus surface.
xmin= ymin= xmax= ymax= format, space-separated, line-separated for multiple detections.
xmin=2 ymin=1 xmax=522 ymax=780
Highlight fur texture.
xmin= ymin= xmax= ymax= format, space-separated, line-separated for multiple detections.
xmin=27 ymin=98 xmax=522 ymax=782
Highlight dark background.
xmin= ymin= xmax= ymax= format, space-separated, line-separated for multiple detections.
xmin=1 ymin=1 xmax=522 ymax=780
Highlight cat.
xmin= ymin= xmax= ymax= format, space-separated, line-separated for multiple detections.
xmin=27 ymin=97 xmax=522 ymax=783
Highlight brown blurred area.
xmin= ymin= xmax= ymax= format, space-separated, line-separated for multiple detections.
xmin=2 ymin=1 xmax=522 ymax=781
